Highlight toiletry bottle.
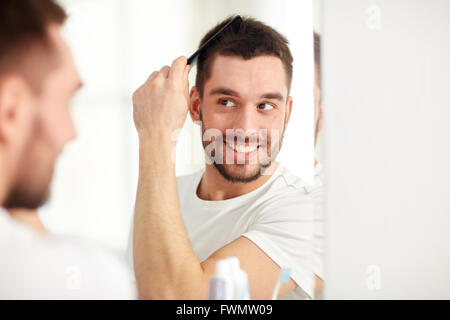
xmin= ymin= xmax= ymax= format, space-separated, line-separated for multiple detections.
xmin=208 ymin=259 xmax=234 ymax=300
xmin=235 ymin=269 xmax=250 ymax=300
xmin=227 ymin=256 xmax=250 ymax=300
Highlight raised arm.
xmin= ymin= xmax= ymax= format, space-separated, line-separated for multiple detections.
xmin=132 ymin=57 xmax=297 ymax=299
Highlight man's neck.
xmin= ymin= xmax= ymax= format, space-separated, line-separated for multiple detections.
xmin=197 ymin=162 xmax=279 ymax=201
xmin=0 ymin=155 xmax=10 ymax=207
xmin=8 ymin=208 xmax=47 ymax=233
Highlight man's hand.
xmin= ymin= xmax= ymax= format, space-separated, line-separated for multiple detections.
xmin=132 ymin=56 xmax=191 ymax=143
xmin=132 ymin=56 xmax=200 ymax=299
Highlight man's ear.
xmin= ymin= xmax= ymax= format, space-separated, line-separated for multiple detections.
xmin=284 ymin=96 xmax=293 ymax=130
xmin=0 ymin=76 xmax=32 ymax=145
xmin=189 ymin=86 xmax=201 ymax=124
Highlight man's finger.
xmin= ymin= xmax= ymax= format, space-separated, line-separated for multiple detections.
xmin=169 ymin=56 xmax=188 ymax=82
xmin=183 ymin=64 xmax=191 ymax=91
xmin=160 ymin=65 xmax=170 ymax=79
xmin=184 ymin=64 xmax=191 ymax=80
xmin=146 ymin=71 xmax=158 ymax=82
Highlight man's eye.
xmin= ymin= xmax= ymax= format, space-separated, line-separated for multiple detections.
xmin=220 ymin=99 xmax=236 ymax=107
xmin=258 ymin=103 xmax=274 ymax=111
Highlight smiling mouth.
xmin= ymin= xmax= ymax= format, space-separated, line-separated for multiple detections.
xmin=224 ymin=141 xmax=260 ymax=153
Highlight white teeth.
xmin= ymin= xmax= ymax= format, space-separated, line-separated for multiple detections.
xmin=227 ymin=142 xmax=258 ymax=153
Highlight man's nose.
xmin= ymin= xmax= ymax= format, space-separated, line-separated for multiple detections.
xmin=234 ymin=105 xmax=257 ymax=132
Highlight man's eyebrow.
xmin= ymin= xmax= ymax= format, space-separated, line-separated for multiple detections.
xmin=210 ymin=87 xmax=240 ymax=97
xmin=210 ymin=87 xmax=285 ymax=102
xmin=260 ymin=92 xmax=285 ymax=102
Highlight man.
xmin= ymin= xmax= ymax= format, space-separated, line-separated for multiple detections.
xmin=131 ymin=17 xmax=315 ymax=299
xmin=0 ymin=0 xmax=136 ymax=298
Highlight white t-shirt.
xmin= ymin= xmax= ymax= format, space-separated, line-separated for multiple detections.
xmin=176 ymin=163 xmax=315 ymax=299
xmin=0 ymin=208 xmax=137 ymax=299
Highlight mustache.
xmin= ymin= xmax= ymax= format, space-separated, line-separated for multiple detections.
xmin=204 ymin=129 xmax=273 ymax=145
xmin=223 ymin=135 xmax=269 ymax=145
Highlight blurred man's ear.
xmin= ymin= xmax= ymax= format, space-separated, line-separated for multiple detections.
xmin=0 ymin=76 xmax=32 ymax=146
xmin=189 ymin=86 xmax=201 ymax=124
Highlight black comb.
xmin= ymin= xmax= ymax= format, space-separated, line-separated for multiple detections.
xmin=187 ymin=15 xmax=242 ymax=66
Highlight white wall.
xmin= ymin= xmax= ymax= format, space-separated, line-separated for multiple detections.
xmin=322 ymin=0 xmax=450 ymax=298
xmin=39 ymin=0 xmax=314 ymax=255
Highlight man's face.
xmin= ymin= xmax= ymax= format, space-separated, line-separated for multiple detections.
xmin=192 ymin=55 xmax=292 ymax=183
xmin=4 ymin=25 xmax=81 ymax=209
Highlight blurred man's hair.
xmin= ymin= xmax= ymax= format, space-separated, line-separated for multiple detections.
xmin=195 ymin=16 xmax=293 ymax=97
xmin=0 ymin=0 xmax=67 ymax=91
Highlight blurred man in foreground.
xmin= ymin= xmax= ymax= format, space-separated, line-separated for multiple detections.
xmin=0 ymin=0 xmax=136 ymax=299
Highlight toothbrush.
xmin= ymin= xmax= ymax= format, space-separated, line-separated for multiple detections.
xmin=271 ymin=267 xmax=291 ymax=300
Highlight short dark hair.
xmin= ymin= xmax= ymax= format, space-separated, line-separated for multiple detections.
xmin=195 ymin=16 xmax=293 ymax=97
xmin=0 ymin=0 xmax=67 ymax=89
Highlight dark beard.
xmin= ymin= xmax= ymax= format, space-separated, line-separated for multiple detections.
xmin=200 ymin=111 xmax=284 ymax=184
xmin=3 ymin=117 xmax=51 ymax=209
xmin=3 ymin=185 xmax=50 ymax=209
xmin=212 ymin=162 xmax=271 ymax=183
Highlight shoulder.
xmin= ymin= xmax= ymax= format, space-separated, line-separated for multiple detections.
xmin=0 ymin=217 xmax=136 ymax=299
xmin=267 ymin=164 xmax=314 ymax=195
xmin=264 ymin=164 xmax=314 ymax=203
xmin=253 ymin=165 xmax=315 ymax=222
